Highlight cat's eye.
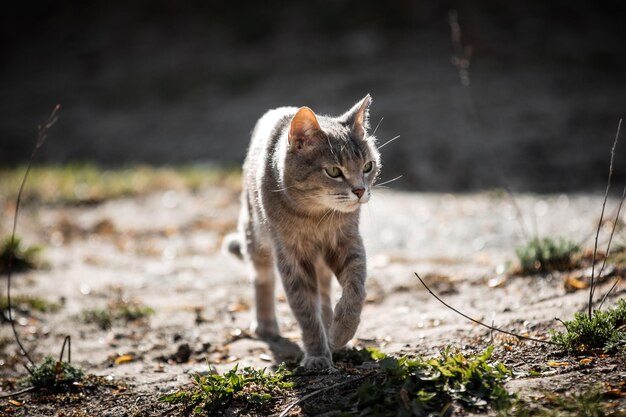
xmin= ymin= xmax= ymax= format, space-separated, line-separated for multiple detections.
xmin=363 ymin=161 xmax=374 ymax=173
xmin=325 ymin=167 xmax=342 ymax=178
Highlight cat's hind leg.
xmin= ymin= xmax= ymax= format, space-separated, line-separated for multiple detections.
xmin=236 ymin=188 xmax=280 ymax=339
xmin=247 ymin=243 xmax=280 ymax=338
xmin=241 ymin=200 xmax=280 ymax=338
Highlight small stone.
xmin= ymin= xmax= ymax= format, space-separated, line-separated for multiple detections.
xmin=173 ymin=343 xmax=192 ymax=364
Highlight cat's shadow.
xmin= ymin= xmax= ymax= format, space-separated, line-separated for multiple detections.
xmin=261 ymin=335 xmax=303 ymax=365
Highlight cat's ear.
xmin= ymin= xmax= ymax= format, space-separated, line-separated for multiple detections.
xmin=341 ymin=94 xmax=371 ymax=140
xmin=288 ymin=107 xmax=323 ymax=150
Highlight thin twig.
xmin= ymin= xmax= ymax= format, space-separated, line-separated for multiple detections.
xmin=414 ymin=272 xmax=557 ymax=345
xmin=597 ymin=184 xmax=626 ymax=280
xmin=59 ymin=335 xmax=72 ymax=363
xmin=448 ymin=10 xmax=531 ymax=241
xmin=597 ymin=277 xmax=622 ymax=311
xmin=589 ymin=118 xmax=622 ymax=318
xmin=0 ymin=386 xmax=36 ymax=399
xmin=278 ymin=374 xmax=368 ymax=417
xmin=6 ymin=105 xmax=60 ymax=373
xmin=554 ymin=317 xmax=567 ymax=328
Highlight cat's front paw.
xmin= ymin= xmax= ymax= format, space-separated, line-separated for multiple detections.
xmin=329 ymin=320 xmax=359 ymax=350
xmin=251 ymin=319 xmax=280 ymax=339
xmin=300 ymin=354 xmax=333 ymax=369
xmin=331 ymin=340 xmax=354 ymax=352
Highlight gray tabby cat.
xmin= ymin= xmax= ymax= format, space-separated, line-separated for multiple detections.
xmin=226 ymin=95 xmax=380 ymax=369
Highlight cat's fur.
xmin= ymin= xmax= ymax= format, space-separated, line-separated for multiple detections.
xmin=226 ymin=95 xmax=380 ymax=369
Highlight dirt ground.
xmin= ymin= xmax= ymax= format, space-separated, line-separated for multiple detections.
xmin=1 ymin=184 xmax=625 ymax=416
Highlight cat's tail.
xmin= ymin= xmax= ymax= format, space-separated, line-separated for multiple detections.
xmin=222 ymin=232 xmax=244 ymax=260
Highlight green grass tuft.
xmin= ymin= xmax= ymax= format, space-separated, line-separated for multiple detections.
xmin=26 ymin=356 xmax=85 ymax=392
xmin=0 ymin=294 xmax=62 ymax=316
xmin=352 ymin=345 xmax=513 ymax=416
xmin=0 ymin=236 xmax=45 ymax=273
xmin=551 ymin=299 xmax=626 ymax=353
xmin=515 ymin=237 xmax=580 ymax=273
xmin=160 ymin=363 xmax=293 ymax=415
xmin=78 ymin=295 xmax=154 ymax=330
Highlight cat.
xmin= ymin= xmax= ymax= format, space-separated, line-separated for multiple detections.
xmin=225 ymin=95 xmax=380 ymax=369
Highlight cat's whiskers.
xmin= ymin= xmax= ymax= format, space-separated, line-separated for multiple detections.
xmin=377 ymin=134 xmax=401 ymax=150
xmin=316 ymin=207 xmax=335 ymax=227
xmin=271 ymin=184 xmax=299 ymax=192
xmin=374 ymin=175 xmax=402 ymax=188
xmin=327 ymin=137 xmax=336 ymax=156
xmin=371 ymin=116 xmax=384 ymax=136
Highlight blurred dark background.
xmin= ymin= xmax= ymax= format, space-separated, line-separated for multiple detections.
xmin=1 ymin=0 xmax=625 ymax=192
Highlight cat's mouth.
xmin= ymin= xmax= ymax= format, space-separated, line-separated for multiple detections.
xmin=333 ymin=199 xmax=365 ymax=213
xmin=318 ymin=192 xmax=369 ymax=213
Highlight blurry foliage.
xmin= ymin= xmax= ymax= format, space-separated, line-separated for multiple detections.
xmin=25 ymin=356 xmax=85 ymax=392
xmin=551 ymin=299 xmax=626 ymax=353
xmin=515 ymin=237 xmax=580 ymax=273
xmin=78 ymin=293 xmax=154 ymax=330
xmin=0 ymin=236 xmax=45 ymax=273
xmin=0 ymin=164 xmax=241 ymax=205
xmin=160 ymin=363 xmax=293 ymax=415
xmin=0 ymin=294 xmax=62 ymax=318
xmin=501 ymin=387 xmax=622 ymax=417
xmin=607 ymin=245 xmax=626 ymax=268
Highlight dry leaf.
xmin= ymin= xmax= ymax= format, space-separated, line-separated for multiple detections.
xmin=112 ymin=386 xmax=128 ymax=395
xmin=564 ymin=274 xmax=588 ymax=291
xmin=8 ymin=400 xmax=22 ymax=406
xmin=115 ymin=354 xmax=134 ymax=365
xmin=92 ymin=219 xmax=116 ymax=236
xmin=228 ymin=302 xmax=250 ymax=313
xmin=606 ymin=388 xmax=624 ymax=397
xmin=579 ymin=358 xmax=593 ymax=364
xmin=488 ymin=275 xmax=507 ymax=288
xmin=547 ymin=361 xmax=569 ymax=367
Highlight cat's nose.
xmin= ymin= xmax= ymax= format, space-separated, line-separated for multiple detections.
xmin=352 ymin=188 xmax=365 ymax=199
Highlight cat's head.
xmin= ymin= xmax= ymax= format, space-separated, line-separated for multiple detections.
xmin=283 ymin=95 xmax=381 ymax=214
